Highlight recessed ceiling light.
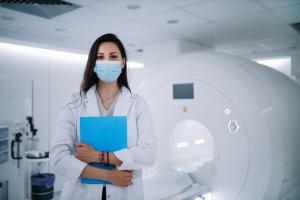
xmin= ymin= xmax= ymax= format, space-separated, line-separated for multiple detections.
xmin=128 ymin=43 xmax=135 ymax=47
xmin=55 ymin=28 xmax=65 ymax=32
xmin=127 ymin=4 xmax=140 ymax=10
xmin=136 ymin=48 xmax=143 ymax=53
xmin=166 ymin=19 xmax=179 ymax=24
xmin=1 ymin=16 xmax=15 ymax=21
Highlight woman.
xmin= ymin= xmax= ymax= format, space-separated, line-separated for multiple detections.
xmin=50 ymin=33 xmax=157 ymax=200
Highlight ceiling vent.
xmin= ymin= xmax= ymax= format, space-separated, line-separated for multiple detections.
xmin=290 ymin=22 xmax=300 ymax=34
xmin=0 ymin=0 xmax=80 ymax=19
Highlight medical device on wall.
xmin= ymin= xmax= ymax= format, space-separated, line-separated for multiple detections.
xmin=10 ymin=116 xmax=40 ymax=168
xmin=25 ymin=116 xmax=39 ymax=152
xmin=24 ymin=80 xmax=39 ymax=151
xmin=139 ymin=51 xmax=300 ymax=200
xmin=0 ymin=79 xmax=50 ymax=200
xmin=11 ymin=121 xmax=26 ymax=169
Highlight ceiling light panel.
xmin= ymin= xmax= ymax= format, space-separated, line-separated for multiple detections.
xmin=0 ymin=0 xmax=80 ymax=19
xmin=64 ymin=0 xmax=97 ymax=6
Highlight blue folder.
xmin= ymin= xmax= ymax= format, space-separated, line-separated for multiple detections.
xmin=79 ymin=116 xmax=127 ymax=184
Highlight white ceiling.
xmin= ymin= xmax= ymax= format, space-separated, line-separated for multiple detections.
xmin=0 ymin=0 xmax=299 ymax=61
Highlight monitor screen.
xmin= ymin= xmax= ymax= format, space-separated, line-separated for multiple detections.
xmin=173 ymin=83 xmax=194 ymax=99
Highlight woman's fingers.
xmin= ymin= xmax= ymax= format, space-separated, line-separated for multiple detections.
xmin=126 ymin=173 xmax=132 ymax=179
xmin=76 ymin=142 xmax=85 ymax=146
xmin=125 ymin=171 xmax=132 ymax=177
xmin=109 ymin=169 xmax=134 ymax=187
xmin=77 ymin=143 xmax=94 ymax=151
xmin=124 ymin=170 xmax=132 ymax=174
xmin=126 ymin=177 xmax=133 ymax=186
xmin=124 ymin=172 xmax=133 ymax=186
xmin=77 ymin=142 xmax=90 ymax=147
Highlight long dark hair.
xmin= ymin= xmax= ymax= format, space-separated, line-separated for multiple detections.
xmin=80 ymin=33 xmax=131 ymax=93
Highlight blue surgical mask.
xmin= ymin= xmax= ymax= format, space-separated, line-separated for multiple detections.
xmin=94 ymin=60 xmax=122 ymax=83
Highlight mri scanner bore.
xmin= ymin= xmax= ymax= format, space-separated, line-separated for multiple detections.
xmin=139 ymin=51 xmax=300 ymax=200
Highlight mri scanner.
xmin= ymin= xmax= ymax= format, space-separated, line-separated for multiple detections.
xmin=137 ymin=51 xmax=300 ymax=200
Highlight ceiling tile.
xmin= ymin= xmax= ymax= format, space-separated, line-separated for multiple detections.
xmin=0 ymin=6 xmax=82 ymax=40
xmin=17 ymin=27 xmax=68 ymax=40
xmin=272 ymin=4 xmax=300 ymax=23
xmin=162 ymin=0 xmax=209 ymax=7
xmin=138 ymin=9 xmax=207 ymax=31
xmin=0 ymin=0 xmax=297 ymax=57
xmin=0 ymin=6 xmax=46 ymax=30
xmin=170 ymin=22 xmax=227 ymax=39
xmin=216 ymin=12 xmax=284 ymax=32
xmin=134 ymin=31 xmax=179 ymax=45
xmin=62 ymin=28 xmax=102 ymax=45
xmin=54 ymin=7 xmax=128 ymax=30
xmin=0 ymin=23 xmax=21 ymax=32
xmin=198 ymin=32 xmax=250 ymax=46
xmin=118 ymin=31 xmax=178 ymax=48
xmin=99 ymin=21 xmax=167 ymax=38
xmin=256 ymin=0 xmax=300 ymax=9
xmin=184 ymin=0 xmax=265 ymax=21
xmin=90 ymin=0 xmax=176 ymax=20
xmin=0 ymin=27 xmax=60 ymax=45
xmin=241 ymin=25 xmax=299 ymax=40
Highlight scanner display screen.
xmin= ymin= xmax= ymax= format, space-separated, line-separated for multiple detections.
xmin=173 ymin=83 xmax=194 ymax=99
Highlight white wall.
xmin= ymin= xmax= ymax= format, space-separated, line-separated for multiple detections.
xmin=0 ymin=42 xmax=86 ymax=192
xmin=0 ymin=43 xmax=50 ymax=150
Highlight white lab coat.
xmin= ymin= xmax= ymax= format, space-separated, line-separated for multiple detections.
xmin=50 ymin=85 xmax=157 ymax=200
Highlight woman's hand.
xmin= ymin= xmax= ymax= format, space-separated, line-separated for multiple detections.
xmin=76 ymin=143 xmax=100 ymax=163
xmin=107 ymin=170 xmax=133 ymax=187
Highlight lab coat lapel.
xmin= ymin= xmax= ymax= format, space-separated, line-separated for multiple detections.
xmin=113 ymin=86 xmax=133 ymax=116
xmin=84 ymin=85 xmax=133 ymax=117
xmin=85 ymin=85 xmax=100 ymax=117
